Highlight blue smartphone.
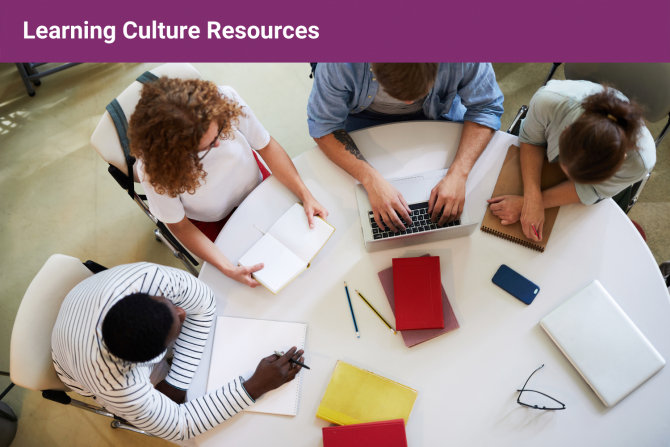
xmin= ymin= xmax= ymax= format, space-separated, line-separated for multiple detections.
xmin=492 ymin=264 xmax=540 ymax=305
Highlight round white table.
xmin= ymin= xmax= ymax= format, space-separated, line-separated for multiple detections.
xmin=189 ymin=122 xmax=670 ymax=447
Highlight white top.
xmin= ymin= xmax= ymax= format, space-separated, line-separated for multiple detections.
xmin=51 ymin=263 xmax=256 ymax=442
xmin=137 ymin=86 xmax=270 ymax=224
xmin=541 ymin=280 xmax=665 ymax=407
xmin=519 ymin=80 xmax=656 ymax=205
xmin=189 ymin=122 xmax=670 ymax=447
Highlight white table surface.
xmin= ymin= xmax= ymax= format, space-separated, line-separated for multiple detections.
xmin=189 ymin=121 xmax=670 ymax=447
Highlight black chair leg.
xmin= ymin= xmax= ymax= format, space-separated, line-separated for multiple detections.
xmin=15 ymin=63 xmax=36 ymax=97
xmin=25 ymin=64 xmax=42 ymax=86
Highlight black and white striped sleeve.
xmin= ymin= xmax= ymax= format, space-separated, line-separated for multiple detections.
xmin=158 ymin=266 xmax=217 ymax=391
xmin=102 ymin=377 xmax=256 ymax=441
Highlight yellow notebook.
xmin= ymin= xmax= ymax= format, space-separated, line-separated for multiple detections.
xmin=316 ymin=361 xmax=418 ymax=426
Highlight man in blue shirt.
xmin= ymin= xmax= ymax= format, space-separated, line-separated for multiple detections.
xmin=307 ymin=63 xmax=504 ymax=231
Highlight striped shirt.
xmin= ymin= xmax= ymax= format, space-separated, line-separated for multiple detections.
xmin=51 ymin=263 xmax=255 ymax=441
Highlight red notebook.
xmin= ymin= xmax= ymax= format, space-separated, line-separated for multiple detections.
xmin=392 ymin=256 xmax=444 ymax=331
xmin=322 ymin=419 xmax=407 ymax=447
xmin=379 ymin=254 xmax=459 ymax=347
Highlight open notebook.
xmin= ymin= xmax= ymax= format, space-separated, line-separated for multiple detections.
xmin=207 ymin=316 xmax=307 ymax=416
xmin=238 ymin=203 xmax=335 ymax=294
xmin=481 ymin=145 xmax=566 ymax=252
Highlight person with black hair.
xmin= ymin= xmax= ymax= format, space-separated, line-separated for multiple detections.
xmin=487 ymin=80 xmax=655 ymax=242
xmin=52 ymin=263 xmax=304 ymax=445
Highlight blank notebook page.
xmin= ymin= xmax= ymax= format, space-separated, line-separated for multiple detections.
xmin=207 ymin=316 xmax=307 ymax=416
xmin=267 ymin=203 xmax=334 ymax=264
xmin=238 ymin=233 xmax=306 ymax=294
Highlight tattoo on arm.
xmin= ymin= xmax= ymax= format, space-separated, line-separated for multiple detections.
xmin=333 ymin=130 xmax=367 ymax=163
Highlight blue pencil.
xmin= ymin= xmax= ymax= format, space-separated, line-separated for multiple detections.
xmin=344 ymin=282 xmax=360 ymax=338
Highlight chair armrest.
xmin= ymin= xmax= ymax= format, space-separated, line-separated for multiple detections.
xmin=507 ymin=105 xmax=528 ymax=135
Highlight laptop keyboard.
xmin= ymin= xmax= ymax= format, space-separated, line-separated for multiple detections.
xmin=370 ymin=201 xmax=461 ymax=240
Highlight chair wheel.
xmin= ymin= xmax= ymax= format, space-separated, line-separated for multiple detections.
xmin=28 ymin=91 xmax=36 ymax=97
xmin=111 ymin=420 xmax=121 ymax=429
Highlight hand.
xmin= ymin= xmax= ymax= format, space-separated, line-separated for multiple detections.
xmin=302 ymin=195 xmax=329 ymax=228
xmin=155 ymin=380 xmax=186 ymax=404
xmin=428 ymin=172 xmax=466 ymax=226
xmin=487 ymin=195 xmax=524 ymax=226
xmin=519 ymin=193 xmax=545 ymax=241
xmin=242 ymin=347 xmax=305 ymax=400
xmin=228 ymin=264 xmax=264 ymax=288
xmin=366 ymin=175 xmax=412 ymax=233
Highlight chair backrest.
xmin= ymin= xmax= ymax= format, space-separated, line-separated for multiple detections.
xmin=10 ymin=255 xmax=93 ymax=391
xmin=90 ymin=63 xmax=203 ymax=179
xmin=564 ymin=63 xmax=670 ymax=123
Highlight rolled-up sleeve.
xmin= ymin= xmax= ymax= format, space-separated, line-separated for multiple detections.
xmin=307 ymin=64 xmax=355 ymax=138
xmin=458 ymin=63 xmax=504 ymax=131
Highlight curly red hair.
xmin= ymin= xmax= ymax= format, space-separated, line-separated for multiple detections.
xmin=129 ymin=77 xmax=245 ymax=198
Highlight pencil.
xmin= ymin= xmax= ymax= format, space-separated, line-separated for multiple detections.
xmin=532 ymin=225 xmax=540 ymax=239
xmin=344 ymin=282 xmax=360 ymax=338
xmin=274 ymin=351 xmax=310 ymax=369
xmin=355 ymin=290 xmax=396 ymax=334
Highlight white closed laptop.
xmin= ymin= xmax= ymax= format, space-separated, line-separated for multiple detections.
xmin=356 ymin=168 xmax=479 ymax=252
xmin=541 ymin=280 xmax=665 ymax=407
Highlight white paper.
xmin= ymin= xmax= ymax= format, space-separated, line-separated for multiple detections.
xmin=238 ymin=234 xmax=306 ymax=294
xmin=207 ymin=316 xmax=307 ymax=416
xmin=267 ymin=203 xmax=334 ymax=264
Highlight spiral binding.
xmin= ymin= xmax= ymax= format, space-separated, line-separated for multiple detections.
xmin=293 ymin=324 xmax=308 ymax=415
xmin=481 ymin=226 xmax=545 ymax=253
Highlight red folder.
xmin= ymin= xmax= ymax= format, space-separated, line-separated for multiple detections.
xmin=392 ymin=256 xmax=444 ymax=330
xmin=322 ymin=419 xmax=408 ymax=447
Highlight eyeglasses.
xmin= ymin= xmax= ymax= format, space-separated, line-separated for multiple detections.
xmin=516 ymin=364 xmax=566 ymax=410
xmin=195 ymin=123 xmax=224 ymax=161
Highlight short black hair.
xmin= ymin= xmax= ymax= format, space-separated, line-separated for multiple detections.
xmin=102 ymin=293 xmax=174 ymax=362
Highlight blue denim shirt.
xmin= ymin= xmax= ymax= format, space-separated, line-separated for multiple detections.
xmin=307 ymin=63 xmax=504 ymax=138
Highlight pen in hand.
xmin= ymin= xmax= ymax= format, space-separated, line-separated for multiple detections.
xmin=275 ymin=350 xmax=310 ymax=370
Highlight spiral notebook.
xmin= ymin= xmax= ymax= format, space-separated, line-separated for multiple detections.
xmin=480 ymin=145 xmax=566 ymax=253
xmin=206 ymin=316 xmax=307 ymax=416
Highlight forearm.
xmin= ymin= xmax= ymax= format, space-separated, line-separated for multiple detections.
xmin=449 ymin=121 xmax=495 ymax=179
xmin=520 ymin=142 xmax=546 ymax=199
xmin=167 ymin=218 xmax=236 ymax=276
xmin=315 ymin=130 xmax=380 ymax=188
xmin=257 ymin=137 xmax=312 ymax=202
xmin=113 ymin=380 xmax=254 ymax=442
xmin=542 ymin=181 xmax=581 ymax=209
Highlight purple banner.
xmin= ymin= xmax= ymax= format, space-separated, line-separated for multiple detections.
xmin=1 ymin=0 xmax=669 ymax=62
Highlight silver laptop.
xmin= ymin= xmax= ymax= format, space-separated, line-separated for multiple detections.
xmin=356 ymin=168 xmax=479 ymax=252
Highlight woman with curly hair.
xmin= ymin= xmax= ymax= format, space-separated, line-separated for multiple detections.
xmin=129 ymin=77 xmax=328 ymax=287
xmin=487 ymin=80 xmax=655 ymax=242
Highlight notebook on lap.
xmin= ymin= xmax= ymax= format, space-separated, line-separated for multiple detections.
xmin=238 ymin=203 xmax=335 ymax=294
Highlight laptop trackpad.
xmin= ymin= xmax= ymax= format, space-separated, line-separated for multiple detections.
xmin=390 ymin=176 xmax=427 ymax=203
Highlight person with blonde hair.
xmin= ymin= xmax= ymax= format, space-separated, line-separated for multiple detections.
xmin=129 ymin=78 xmax=328 ymax=287
xmin=488 ymin=80 xmax=656 ymax=241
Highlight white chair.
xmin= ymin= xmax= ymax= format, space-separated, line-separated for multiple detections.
xmin=507 ymin=63 xmax=670 ymax=214
xmin=9 ymin=254 xmax=152 ymax=437
xmin=90 ymin=63 xmax=203 ymax=275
